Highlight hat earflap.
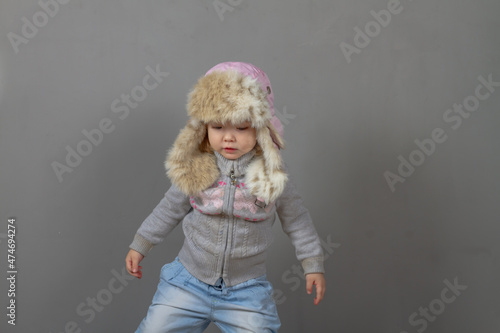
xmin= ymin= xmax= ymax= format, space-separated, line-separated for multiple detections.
xmin=165 ymin=118 xmax=219 ymax=196
xmin=245 ymin=123 xmax=288 ymax=205
xmin=267 ymin=120 xmax=285 ymax=150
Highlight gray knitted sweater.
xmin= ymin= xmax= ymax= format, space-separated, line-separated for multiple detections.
xmin=129 ymin=149 xmax=324 ymax=287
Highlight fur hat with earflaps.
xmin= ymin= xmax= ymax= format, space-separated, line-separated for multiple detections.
xmin=165 ymin=62 xmax=288 ymax=205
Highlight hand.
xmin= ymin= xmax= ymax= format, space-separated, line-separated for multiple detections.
xmin=306 ymin=273 xmax=325 ymax=305
xmin=126 ymin=249 xmax=145 ymax=279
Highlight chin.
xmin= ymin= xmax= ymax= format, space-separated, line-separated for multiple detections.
xmin=220 ymin=151 xmax=240 ymax=159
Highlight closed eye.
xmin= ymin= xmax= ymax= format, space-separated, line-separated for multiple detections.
xmin=237 ymin=127 xmax=248 ymax=131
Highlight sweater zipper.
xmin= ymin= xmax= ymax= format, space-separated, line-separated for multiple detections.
xmin=230 ymin=168 xmax=236 ymax=185
xmin=220 ymin=166 xmax=236 ymax=280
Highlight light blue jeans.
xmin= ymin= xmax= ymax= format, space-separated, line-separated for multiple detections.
xmin=135 ymin=257 xmax=281 ymax=332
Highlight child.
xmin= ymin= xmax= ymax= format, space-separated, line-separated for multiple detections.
xmin=126 ymin=62 xmax=325 ymax=332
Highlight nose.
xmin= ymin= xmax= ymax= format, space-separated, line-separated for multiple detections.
xmin=223 ymin=129 xmax=235 ymax=141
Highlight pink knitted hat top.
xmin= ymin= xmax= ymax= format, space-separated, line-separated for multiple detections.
xmin=204 ymin=62 xmax=284 ymax=139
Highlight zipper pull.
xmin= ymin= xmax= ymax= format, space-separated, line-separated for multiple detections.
xmin=230 ymin=168 xmax=236 ymax=186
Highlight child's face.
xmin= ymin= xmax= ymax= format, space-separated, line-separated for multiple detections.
xmin=207 ymin=121 xmax=257 ymax=159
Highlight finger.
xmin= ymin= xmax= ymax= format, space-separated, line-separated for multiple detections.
xmin=314 ymin=284 xmax=325 ymax=305
xmin=126 ymin=256 xmax=134 ymax=274
xmin=131 ymin=256 xmax=140 ymax=273
xmin=128 ymin=267 xmax=142 ymax=279
xmin=125 ymin=256 xmax=131 ymax=272
xmin=136 ymin=265 xmax=143 ymax=279
xmin=306 ymin=278 xmax=314 ymax=295
xmin=126 ymin=255 xmax=142 ymax=278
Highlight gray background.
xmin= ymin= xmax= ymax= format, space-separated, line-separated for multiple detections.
xmin=1 ymin=0 xmax=499 ymax=332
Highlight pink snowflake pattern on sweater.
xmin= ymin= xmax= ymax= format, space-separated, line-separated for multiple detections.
xmin=190 ymin=181 xmax=225 ymax=215
xmin=191 ymin=180 xmax=275 ymax=220
xmin=233 ymin=186 xmax=275 ymax=221
xmin=234 ymin=189 xmax=259 ymax=214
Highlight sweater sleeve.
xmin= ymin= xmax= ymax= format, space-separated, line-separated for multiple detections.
xmin=129 ymin=184 xmax=192 ymax=256
xmin=275 ymin=165 xmax=325 ymax=275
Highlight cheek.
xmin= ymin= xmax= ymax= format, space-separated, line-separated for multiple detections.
xmin=207 ymin=129 xmax=217 ymax=142
xmin=207 ymin=133 xmax=216 ymax=148
xmin=249 ymin=130 xmax=257 ymax=146
xmin=243 ymin=132 xmax=257 ymax=147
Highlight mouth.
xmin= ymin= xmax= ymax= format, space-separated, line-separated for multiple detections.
xmin=224 ymin=148 xmax=236 ymax=151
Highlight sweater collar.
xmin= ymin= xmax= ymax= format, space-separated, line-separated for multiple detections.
xmin=214 ymin=149 xmax=257 ymax=178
